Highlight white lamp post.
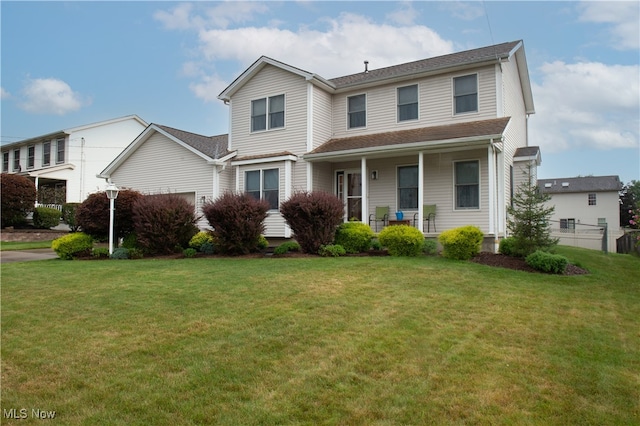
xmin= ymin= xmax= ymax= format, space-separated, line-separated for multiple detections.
xmin=105 ymin=182 xmax=120 ymax=255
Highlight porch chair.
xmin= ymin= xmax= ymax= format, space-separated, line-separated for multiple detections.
xmin=413 ymin=204 xmax=437 ymax=232
xmin=369 ymin=206 xmax=389 ymax=232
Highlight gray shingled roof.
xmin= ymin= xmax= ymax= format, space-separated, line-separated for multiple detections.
xmin=514 ymin=146 xmax=540 ymax=159
xmin=538 ymin=175 xmax=622 ymax=193
xmin=329 ymin=41 xmax=521 ymax=88
xmin=156 ymin=125 xmax=230 ymax=159
xmin=308 ymin=117 xmax=510 ymax=156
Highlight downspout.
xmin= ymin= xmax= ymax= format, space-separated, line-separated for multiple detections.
xmin=361 ymin=157 xmax=367 ymax=223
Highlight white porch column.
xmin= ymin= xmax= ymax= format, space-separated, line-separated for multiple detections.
xmin=497 ymin=149 xmax=505 ymax=235
xmin=284 ymin=160 xmax=292 ymax=237
xmin=235 ymin=166 xmax=240 ymax=194
xmin=418 ymin=151 xmax=425 ymax=232
xmin=361 ymin=157 xmax=367 ymax=223
xmin=488 ymin=144 xmax=495 ymax=235
xmin=306 ymin=162 xmax=313 ymax=191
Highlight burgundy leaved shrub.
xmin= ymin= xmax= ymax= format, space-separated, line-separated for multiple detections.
xmin=280 ymin=191 xmax=344 ymax=254
xmin=132 ymin=193 xmax=199 ymax=255
xmin=76 ymin=189 xmax=143 ymax=241
xmin=201 ymin=192 xmax=269 ymax=255
xmin=1 ymin=173 xmax=37 ymax=227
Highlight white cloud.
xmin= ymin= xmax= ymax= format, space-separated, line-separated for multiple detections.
xmin=441 ymin=1 xmax=485 ymax=21
xmin=530 ymin=61 xmax=639 ymax=153
xmin=578 ymin=1 xmax=640 ymax=50
xmin=0 ymin=87 xmax=10 ymax=99
xmin=386 ymin=2 xmax=419 ymax=26
xmin=189 ymin=74 xmax=228 ymax=103
xmin=20 ymin=78 xmax=88 ymax=115
xmin=154 ymin=2 xmax=269 ymax=31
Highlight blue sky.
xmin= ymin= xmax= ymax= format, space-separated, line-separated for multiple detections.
xmin=2 ymin=1 xmax=638 ymax=184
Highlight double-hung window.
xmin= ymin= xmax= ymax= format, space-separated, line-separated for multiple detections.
xmin=454 ymin=74 xmax=478 ymax=114
xmin=251 ymin=94 xmax=285 ymax=132
xmin=588 ymin=193 xmax=596 ymax=206
xmin=398 ymin=165 xmax=418 ymax=210
xmin=43 ymin=141 xmax=51 ymax=166
xmin=56 ymin=138 xmax=65 ymax=163
xmin=455 ymin=160 xmax=479 ymax=209
xmin=348 ymin=94 xmax=366 ymax=129
xmin=2 ymin=152 xmax=9 ymax=172
xmin=27 ymin=145 xmax=35 ymax=169
xmin=397 ymin=85 xmax=418 ymax=122
xmin=13 ymin=149 xmax=20 ymax=171
xmin=560 ymin=218 xmax=575 ymax=233
xmin=245 ymin=168 xmax=279 ymax=210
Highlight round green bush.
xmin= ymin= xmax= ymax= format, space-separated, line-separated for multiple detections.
xmin=33 ymin=207 xmax=61 ymax=229
xmin=52 ymin=232 xmax=93 ymax=260
xmin=499 ymin=236 xmax=517 ymax=257
xmin=525 ymin=250 xmax=568 ymax=274
xmin=318 ymin=244 xmax=346 ymax=257
xmin=422 ymin=239 xmax=438 ymax=255
xmin=274 ymin=241 xmax=301 ymax=255
xmin=121 ymin=233 xmax=139 ymax=249
xmin=200 ymin=241 xmax=215 ymax=255
xmin=110 ymin=247 xmax=130 ymax=260
xmin=189 ymin=231 xmax=215 ymax=251
xmin=334 ymin=221 xmax=374 ymax=253
xmin=438 ymin=225 xmax=484 ymax=260
xmin=183 ymin=248 xmax=197 ymax=258
xmin=257 ymin=235 xmax=269 ymax=250
xmin=378 ymin=225 xmax=424 ymax=257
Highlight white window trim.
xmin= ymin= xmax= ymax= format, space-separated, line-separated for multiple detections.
xmin=453 ymin=159 xmax=481 ymax=210
xmin=56 ymin=138 xmax=65 ymax=164
xmin=42 ymin=141 xmax=51 ymax=166
xmin=244 ymin=167 xmax=280 ymax=211
xmin=396 ymin=163 xmax=419 ymax=211
xmin=452 ymin=73 xmax=479 ymax=116
xmin=396 ymin=84 xmax=419 ymax=123
xmin=250 ymin=93 xmax=286 ymax=133
xmin=346 ymin=93 xmax=367 ymax=130
xmin=27 ymin=145 xmax=35 ymax=169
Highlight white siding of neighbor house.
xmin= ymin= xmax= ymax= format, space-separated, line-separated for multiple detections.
xmin=109 ymin=132 xmax=216 ymax=229
xmin=230 ymin=65 xmax=309 ymax=159
xmin=330 ymin=65 xmax=497 ymax=139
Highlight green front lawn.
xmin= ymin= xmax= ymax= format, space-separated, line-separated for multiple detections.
xmin=2 ymin=247 xmax=639 ymax=424
xmin=0 ymin=240 xmax=53 ymax=251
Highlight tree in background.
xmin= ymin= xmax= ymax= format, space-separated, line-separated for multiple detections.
xmin=1 ymin=173 xmax=37 ymax=228
xmin=620 ymin=180 xmax=640 ymax=228
xmin=76 ymin=189 xmax=143 ymax=240
xmin=506 ymin=178 xmax=558 ymax=257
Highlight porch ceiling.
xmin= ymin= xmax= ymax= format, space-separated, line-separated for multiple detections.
xmin=304 ymin=117 xmax=510 ymax=162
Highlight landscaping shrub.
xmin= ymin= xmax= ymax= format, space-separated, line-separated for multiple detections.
xmin=52 ymin=232 xmax=93 ymax=260
xmin=62 ymin=203 xmax=81 ymax=232
xmin=499 ymin=237 xmax=517 ymax=256
xmin=92 ymin=247 xmax=110 ymax=259
xmin=133 ymin=193 xmax=199 ymax=255
xmin=121 ymin=233 xmax=138 ymax=249
xmin=370 ymin=239 xmax=383 ymax=251
xmin=318 ymin=244 xmax=346 ymax=257
xmin=189 ymin=231 xmax=215 ymax=251
xmin=183 ymin=248 xmax=197 ymax=258
xmin=422 ymin=239 xmax=438 ymax=255
xmin=199 ymin=242 xmax=215 ymax=255
xmin=334 ymin=221 xmax=374 ymax=253
xmin=128 ymin=248 xmax=144 ymax=260
xmin=32 ymin=207 xmax=61 ymax=229
xmin=280 ymin=191 xmax=344 ymax=254
xmin=438 ymin=225 xmax=484 ymax=260
xmin=525 ymin=250 xmax=568 ymax=274
xmin=76 ymin=189 xmax=143 ymax=241
xmin=110 ymin=247 xmax=130 ymax=260
xmin=257 ymin=235 xmax=269 ymax=251
xmin=1 ymin=173 xmax=36 ymax=227
xmin=202 ymin=192 xmax=269 ymax=255
xmin=273 ymin=241 xmax=301 ymax=255
xmin=378 ymin=225 xmax=424 ymax=257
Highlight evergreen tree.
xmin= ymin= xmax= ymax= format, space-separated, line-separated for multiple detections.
xmin=507 ymin=178 xmax=558 ymax=257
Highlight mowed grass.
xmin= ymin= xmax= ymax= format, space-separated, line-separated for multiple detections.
xmin=1 ymin=247 xmax=639 ymax=425
xmin=0 ymin=240 xmax=53 ymax=251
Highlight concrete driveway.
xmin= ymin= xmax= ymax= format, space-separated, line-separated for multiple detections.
xmin=1 ymin=249 xmax=59 ymax=263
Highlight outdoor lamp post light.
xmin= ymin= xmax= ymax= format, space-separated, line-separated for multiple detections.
xmin=105 ymin=182 xmax=120 ymax=255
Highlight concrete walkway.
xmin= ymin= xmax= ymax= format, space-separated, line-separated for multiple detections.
xmin=1 ymin=248 xmax=59 ymax=263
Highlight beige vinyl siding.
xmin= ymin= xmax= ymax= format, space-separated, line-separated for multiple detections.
xmin=312 ymin=86 xmax=333 ymax=150
xmin=312 ymin=162 xmax=333 ymax=192
xmin=110 ymin=132 xmax=215 ymax=229
xmin=330 ymin=66 xmax=497 ymax=138
xmin=230 ymin=65 xmax=308 ymax=158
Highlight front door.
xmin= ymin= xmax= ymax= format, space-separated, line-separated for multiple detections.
xmin=337 ymin=171 xmax=362 ymax=221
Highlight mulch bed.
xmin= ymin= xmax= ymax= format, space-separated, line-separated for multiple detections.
xmin=471 ymin=252 xmax=589 ymax=276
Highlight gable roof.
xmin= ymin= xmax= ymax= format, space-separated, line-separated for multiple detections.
xmin=538 ymin=175 xmax=622 ymax=194
xmin=218 ymin=40 xmax=534 ymax=113
xmin=98 ymin=124 xmax=233 ymax=178
xmin=304 ymin=117 xmax=510 ymax=161
xmin=514 ymin=146 xmax=541 ymax=165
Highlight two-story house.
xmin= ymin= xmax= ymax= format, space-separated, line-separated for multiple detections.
xmin=538 ymin=175 xmax=623 ymax=251
xmin=1 ymin=115 xmax=147 ymax=207
xmin=100 ymin=40 xmax=537 ymax=251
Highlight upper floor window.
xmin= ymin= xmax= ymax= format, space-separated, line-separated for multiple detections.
xmin=397 ymin=85 xmax=418 ymax=122
xmin=398 ymin=165 xmax=418 ymax=209
xmin=348 ymin=94 xmax=366 ymax=129
xmin=2 ymin=152 xmax=9 ymax=172
xmin=13 ymin=149 xmax=20 ymax=172
xmin=454 ymin=74 xmax=478 ymax=114
xmin=27 ymin=145 xmax=35 ymax=169
xmin=251 ymin=94 xmax=285 ymax=132
xmin=454 ymin=160 xmax=479 ymax=209
xmin=56 ymin=138 xmax=65 ymax=163
xmin=588 ymin=193 xmax=596 ymax=206
xmin=245 ymin=168 xmax=279 ymax=210
xmin=43 ymin=141 xmax=51 ymax=166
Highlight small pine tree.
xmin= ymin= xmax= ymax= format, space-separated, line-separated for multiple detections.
xmin=507 ymin=177 xmax=558 ymax=257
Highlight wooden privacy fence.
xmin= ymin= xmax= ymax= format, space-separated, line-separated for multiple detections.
xmin=616 ymin=231 xmax=640 ymax=255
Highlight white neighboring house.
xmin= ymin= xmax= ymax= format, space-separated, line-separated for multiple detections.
xmin=538 ymin=175 xmax=623 ymax=251
xmin=1 ymin=115 xmax=148 ymax=207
